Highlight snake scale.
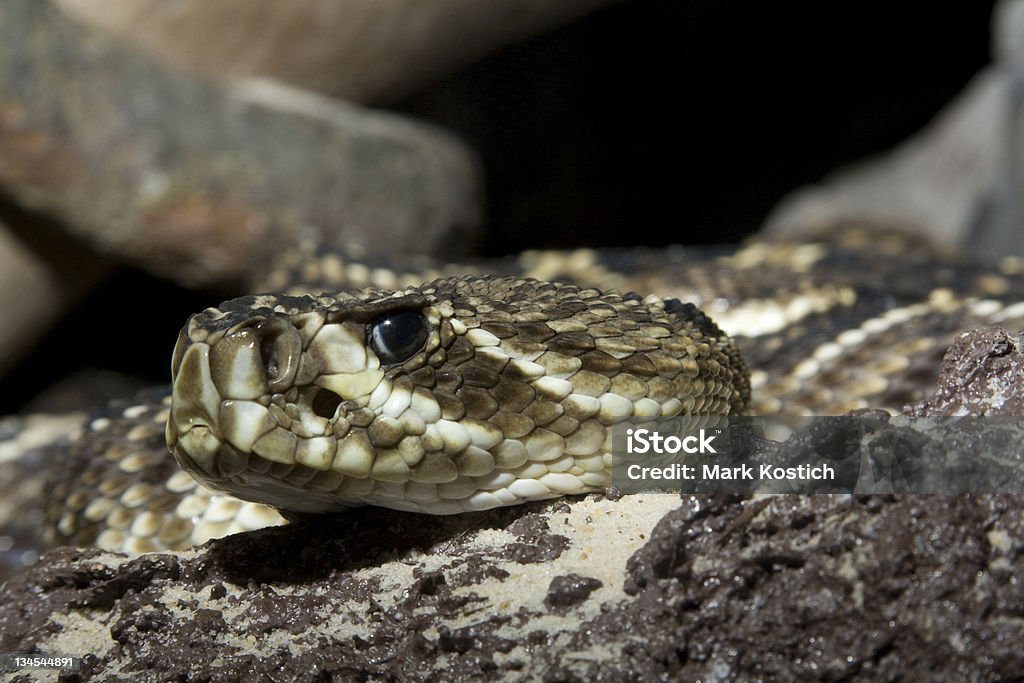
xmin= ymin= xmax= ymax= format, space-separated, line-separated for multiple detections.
xmin=31 ymin=221 xmax=1024 ymax=555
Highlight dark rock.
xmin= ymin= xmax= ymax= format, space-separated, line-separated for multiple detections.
xmin=548 ymin=494 xmax=1024 ymax=680
xmin=0 ymin=494 xmax=680 ymax=680
xmin=10 ymin=479 xmax=1023 ymax=680
xmin=57 ymin=0 xmax=615 ymax=104
xmin=544 ymin=574 xmax=602 ymax=608
xmin=501 ymin=512 xmax=570 ymax=563
xmin=907 ymin=327 xmax=1024 ymax=416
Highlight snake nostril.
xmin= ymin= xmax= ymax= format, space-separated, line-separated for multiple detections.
xmin=311 ymin=389 xmax=343 ymax=419
xmin=260 ymin=337 xmax=282 ymax=378
xmin=254 ymin=318 xmax=301 ymax=392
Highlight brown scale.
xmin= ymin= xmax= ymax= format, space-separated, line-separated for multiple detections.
xmin=522 ymin=400 xmax=564 ymax=427
xmin=458 ymin=387 xmax=499 ymax=419
xmin=491 ymin=411 xmax=534 ymax=438
xmin=546 ymin=415 xmax=581 ymax=437
xmin=491 ymin=379 xmax=536 ymax=411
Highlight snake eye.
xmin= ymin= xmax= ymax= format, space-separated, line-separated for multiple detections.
xmin=369 ymin=311 xmax=428 ymax=365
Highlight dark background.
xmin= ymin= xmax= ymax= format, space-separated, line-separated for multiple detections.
xmin=399 ymin=1 xmax=997 ymax=252
xmin=0 ymin=0 xmax=998 ymax=412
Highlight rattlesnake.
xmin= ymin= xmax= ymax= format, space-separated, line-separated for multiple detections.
xmin=13 ymin=221 xmax=1024 ymax=558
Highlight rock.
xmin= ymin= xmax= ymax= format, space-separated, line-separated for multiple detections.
xmin=568 ymin=494 xmax=1024 ymax=680
xmin=764 ymin=69 xmax=1011 ymax=251
xmin=0 ymin=494 xmax=681 ymax=680
xmin=995 ymin=0 xmax=1024 ymax=67
xmin=0 ymin=0 xmax=481 ymax=288
xmin=5 ymin=491 xmax=1024 ymax=679
xmin=907 ymin=327 xmax=1024 ymax=416
xmin=0 ymin=215 xmax=107 ymax=378
xmin=0 ymin=222 xmax=70 ymax=378
xmin=765 ymin=0 xmax=1024 ymax=259
xmin=544 ymin=573 xmax=603 ymax=608
xmin=54 ymin=0 xmax=618 ymax=104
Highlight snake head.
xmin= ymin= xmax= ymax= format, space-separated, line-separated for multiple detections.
xmin=167 ymin=277 xmax=749 ymax=515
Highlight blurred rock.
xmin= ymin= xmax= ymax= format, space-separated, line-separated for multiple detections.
xmin=55 ymin=0 xmax=617 ymax=104
xmin=0 ymin=224 xmax=64 ymax=377
xmin=0 ymin=215 xmax=108 ymax=378
xmin=765 ymin=0 xmax=1024 ymax=259
xmin=0 ymin=0 xmax=481 ymax=287
xmin=764 ymin=72 xmax=1009 ymax=249
xmin=994 ymin=0 xmax=1024 ymax=66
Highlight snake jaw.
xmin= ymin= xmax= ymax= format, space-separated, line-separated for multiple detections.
xmin=167 ymin=277 xmax=749 ymax=516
